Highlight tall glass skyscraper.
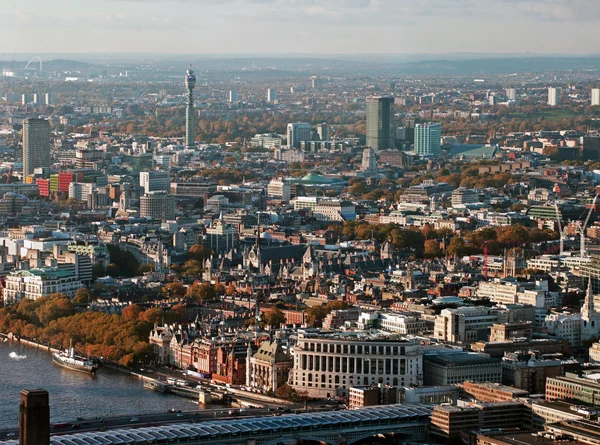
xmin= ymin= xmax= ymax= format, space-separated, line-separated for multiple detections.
xmin=23 ymin=118 xmax=50 ymax=182
xmin=366 ymin=96 xmax=394 ymax=150
xmin=414 ymin=122 xmax=442 ymax=157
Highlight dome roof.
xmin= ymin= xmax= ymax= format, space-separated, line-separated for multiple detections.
xmin=299 ymin=172 xmax=345 ymax=185
xmin=301 ymin=172 xmax=325 ymax=181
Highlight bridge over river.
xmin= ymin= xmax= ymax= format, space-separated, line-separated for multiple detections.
xmin=0 ymin=404 xmax=433 ymax=445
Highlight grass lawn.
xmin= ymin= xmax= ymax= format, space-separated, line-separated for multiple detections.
xmin=509 ymin=108 xmax=581 ymax=120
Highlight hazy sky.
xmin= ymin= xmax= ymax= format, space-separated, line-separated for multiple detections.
xmin=2 ymin=0 xmax=600 ymax=55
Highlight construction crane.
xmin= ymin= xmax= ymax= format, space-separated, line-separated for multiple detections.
xmin=579 ymin=194 xmax=599 ymax=257
xmin=555 ymin=203 xmax=564 ymax=254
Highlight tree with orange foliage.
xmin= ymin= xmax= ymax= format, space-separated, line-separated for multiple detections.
xmin=162 ymin=282 xmax=186 ymax=298
xmin=121 ymin=304 xmax=143 ymax=321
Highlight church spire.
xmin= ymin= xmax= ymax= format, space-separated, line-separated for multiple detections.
xmin=585 ymin=278 xmax=595 ymax=316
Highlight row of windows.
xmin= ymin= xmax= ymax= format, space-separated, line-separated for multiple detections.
xmin=299 ymin=355 xmax=412 ymax=374
xmin=295 ymin=374 xmax=409 ymax=386
xmin=302 ymin=342 xmax=407 ymax=356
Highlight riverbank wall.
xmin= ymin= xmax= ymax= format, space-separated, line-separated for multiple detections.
xmin=0 ymin=332 xmax=60 ymax=354
xmin=0 ymin=332 xmax=153 ymax=381
xmin=1 ymin=332 xmax=292 ymax=407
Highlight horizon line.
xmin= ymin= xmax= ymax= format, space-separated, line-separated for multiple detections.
xmin=2 ymin=51 xmax=600 ymax=58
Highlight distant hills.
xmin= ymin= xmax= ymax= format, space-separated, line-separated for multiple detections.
xmin=0 ymin=59 xmax=93 ymax=72
xmin=1 ymin=54 xmax=600 ymax=76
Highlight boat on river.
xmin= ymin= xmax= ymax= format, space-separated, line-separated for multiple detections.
xmin=52 ymin=341 xmax=97 ymax=374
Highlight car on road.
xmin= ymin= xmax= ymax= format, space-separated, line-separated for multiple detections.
xmin=6 ymin=433 xmax=15 ymax=438
xmin=130 ymin=418 xmax=139 ymax=423
xmin=176 ymin=413 xmax=184 ymax=417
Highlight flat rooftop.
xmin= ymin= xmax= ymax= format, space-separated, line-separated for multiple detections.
xmin=476 ymin=431 xmax=588 ymax=445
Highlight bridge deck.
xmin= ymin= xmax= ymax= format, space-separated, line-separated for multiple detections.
xmin=0 ymin=404 xmax=433 ymax=445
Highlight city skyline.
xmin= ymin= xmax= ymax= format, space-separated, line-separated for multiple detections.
xmin=2 ymin=0 xmax=600 ymax=55
xmin=4 ymin=0 xmax=600 ymax=440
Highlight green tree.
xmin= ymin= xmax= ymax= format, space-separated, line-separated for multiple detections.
xmin=306 ymin=300 xmax=349 ymax=327
xmin=188 ymin=244 xmax=213 ymax=262
xmin=447 ymin=237 xmax=467 ymax=257
xmin=187 ymin=282 xmax=217 ymax=301
xmin=264 ymin=308 xmax=286 ymax=327
xmin=349 ymin=181 xmax=367 ymax=195
xmin=306 ymin=305 xmax=328 ymax=326
xmin=106 ymin=245 xmax=140 ymax=277
xmin=92 ymin=263 xmax=106 ymax=279
xmin=424 ymin=239 xmax=443 ymax=258
xmin=162 ymin=282 xmax=186 ymax=298
xmin=35 ymin=294 xmax=75 ymax=325
xmin=73 ymin=288 xmax=93 ymax=304
xmin=181 ymin=259 xmax=202 ymax=276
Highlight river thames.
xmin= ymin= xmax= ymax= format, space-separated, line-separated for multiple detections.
xmin=0 ymin=340 xmax=199 ymax=428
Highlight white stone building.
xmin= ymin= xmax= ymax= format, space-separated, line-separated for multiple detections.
xmin=246 ymin=340 xmax=292 ymax=393
xmin=3 ymin=267 xmax=81 ymax=305
xmin=356 ymin=312 xmax=427 ymax=335
xmin=433 ymin=307 xmax=505 ymax=344
xmin=289 ymin=330 xmax=423 ymax=398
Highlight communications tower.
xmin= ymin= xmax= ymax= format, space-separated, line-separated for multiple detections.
xmin=184 ymin=66 xmax=196 ymax=149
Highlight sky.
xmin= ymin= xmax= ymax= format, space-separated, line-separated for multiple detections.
xmin=2 ymin=0 xmax=600 ymax=56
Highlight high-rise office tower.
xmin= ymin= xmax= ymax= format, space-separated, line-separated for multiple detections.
xmin=366 ymin=96 xmax=395 ymax=150
xmin=582 ymin=135 xmax=600 ymax=161
xmin=361 ymin=148 xmax=377 ymax=172
xmin=403 ymin=118 xmax=416 ymax=144
xmin=414 ymin=122 xmax=442 ymax=157
xmin=21 ymin=94 xmax=35 ymax=105
xmin=287 ymin=122 xmax=312 ymax=148
xmin=140 ymin=171 xmax=170 ymax=194
xmin=267 ymin=88 xmax=277 ymax=103
xmin=23 ymin=118 xmax=50 ymax=181
xmin=140 ymin=192 xmax=176 ymax=221
xmin=592 ymin=89 xmax=600 ymax=106
xmin=184 ymin=66 xmax=196 ymax=149
xmin=44 ymin=93 xmax=55 ymax=105
xmin=505 ymin=88 xmax=516 ymax=101
xmin=229 ymin=90 xmax=239 ymax=103
xmin=317 ymin=123 xmax=329 ymax=141
xmin=548 ymin=87 xmax=560 ymax=106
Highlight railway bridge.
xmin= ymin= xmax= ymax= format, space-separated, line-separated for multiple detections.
xmin=2 ymin=404 xmax=433 ymax=445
